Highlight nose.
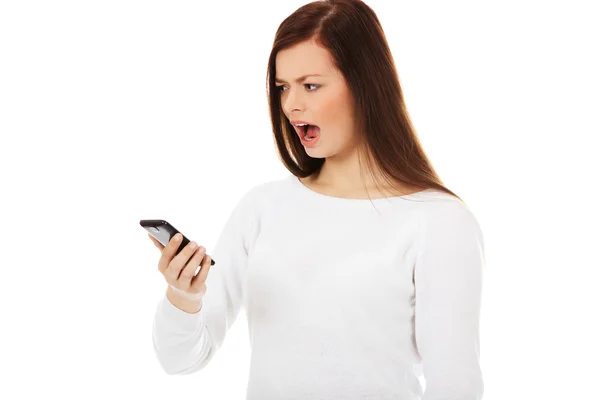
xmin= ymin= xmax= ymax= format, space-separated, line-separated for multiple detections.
xmin=282 ymin=86 xmax=305 ymax=116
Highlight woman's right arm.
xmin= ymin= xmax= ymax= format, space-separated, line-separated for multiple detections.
xmin=151 ymin=186 xmax=260 ymax=375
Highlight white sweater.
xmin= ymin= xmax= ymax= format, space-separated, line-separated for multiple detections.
xmin=152 ymin=175 xmax=486 ymax=400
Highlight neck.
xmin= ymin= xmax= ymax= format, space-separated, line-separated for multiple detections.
xmin=312 ymin=161 xmax=389 ymax=194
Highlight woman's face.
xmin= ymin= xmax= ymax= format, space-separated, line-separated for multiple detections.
xmin=275 ymin=40 xmax=358 ymax=158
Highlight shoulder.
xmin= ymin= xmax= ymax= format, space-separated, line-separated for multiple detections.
xmin=420 ymin=192 xmax=478 ymax=223
xmin=240 ymin=176 xmax=288 ymax=201
xmin=242 ymin=175 xmax=298 ymax=203
xmin=417 ymin=193 xmax=485 ymax=253
xmin=231 ymin=175 xmax=292 ymax=215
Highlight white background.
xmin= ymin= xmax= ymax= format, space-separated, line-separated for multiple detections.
xmin=1 ymin=1 xmax=598 ymax=399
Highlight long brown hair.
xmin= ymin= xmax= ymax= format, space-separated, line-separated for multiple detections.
xmin=266 ymin=0 xmax=463 ymax=202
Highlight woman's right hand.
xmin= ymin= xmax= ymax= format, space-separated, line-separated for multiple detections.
xmin=149 ymin=233 xmax=213 ymax=301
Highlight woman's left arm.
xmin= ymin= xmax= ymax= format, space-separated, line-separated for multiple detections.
xmin=414 ymin=200 xmax=486 ymax=400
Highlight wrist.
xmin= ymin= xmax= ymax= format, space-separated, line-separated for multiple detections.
xmin=166 ymin=286 xmax=203 ymax=314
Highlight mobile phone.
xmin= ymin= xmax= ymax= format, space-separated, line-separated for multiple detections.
xmin=139 ymin=219 xmax=216 ymax=266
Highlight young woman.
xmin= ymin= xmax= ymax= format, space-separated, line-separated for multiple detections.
xmin=151 ymin=1 xmax=486 ymax=399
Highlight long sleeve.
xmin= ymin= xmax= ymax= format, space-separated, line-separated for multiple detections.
xmin=152 ymin=185 xmax=260 ymax=375
xmin=414 ymin=200 xmax=485 ymax=400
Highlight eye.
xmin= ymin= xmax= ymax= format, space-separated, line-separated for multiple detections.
xmin=276 ymin=84 xmax=320 ymax=93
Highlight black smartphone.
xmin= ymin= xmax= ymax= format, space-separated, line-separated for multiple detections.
xmin=140 ymin=219 xmax=216 ymax=266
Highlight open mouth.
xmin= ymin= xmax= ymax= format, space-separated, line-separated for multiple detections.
xmin=294 ymin=124 xmax=320 ymax=140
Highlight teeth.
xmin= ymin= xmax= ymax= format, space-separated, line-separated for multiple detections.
xmin=295 ymin=123 xmax=308 ymax=127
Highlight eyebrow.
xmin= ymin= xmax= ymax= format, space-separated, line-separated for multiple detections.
xmin=275 ymin=74 xmax=323 ymax=84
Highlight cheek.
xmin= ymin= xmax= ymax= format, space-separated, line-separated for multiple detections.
xmin=318 ymin=91 xmax=353 ymax=132
xmin=315 ymin=93 xmax=350 ymax=126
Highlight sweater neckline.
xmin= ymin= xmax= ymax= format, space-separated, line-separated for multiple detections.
xmin=290 ymin=175 xmax=433 ymax=203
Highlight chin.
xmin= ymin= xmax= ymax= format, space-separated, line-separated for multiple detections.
xmin=304 ymin=143 xmax=329 ymax=157
xmin=305 ymin=149 xmax=325 ymax=159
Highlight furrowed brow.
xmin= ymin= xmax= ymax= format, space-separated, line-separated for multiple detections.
xmin=275 ymin=74 xmax=323 ymax=84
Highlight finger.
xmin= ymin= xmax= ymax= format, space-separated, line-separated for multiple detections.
xmin=178 ymin=246 xmax=206 ymax=284
xmin=191 ymin=254 xmax=212 ymax=288
xmin=165 ymin=240 xmax=198 ymax=279
xmin=158 ymin=233 xmax=184 ymax=274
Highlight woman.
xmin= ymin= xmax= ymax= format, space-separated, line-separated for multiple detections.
xmin=151 ymin=1 xmax=486 ymax=399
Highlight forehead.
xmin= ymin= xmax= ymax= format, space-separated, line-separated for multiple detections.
xmin=275 ymin=40 xmax=335 ymax=78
